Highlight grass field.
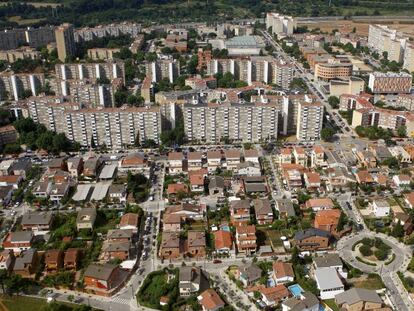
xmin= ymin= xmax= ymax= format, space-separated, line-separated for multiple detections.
xmin=352 ymin=274 xmax=385 ymax=290
xmin=7 ymin=16 xmax=45 ymax=25
xmin=1 ymin=296 xmax=75 ymax=311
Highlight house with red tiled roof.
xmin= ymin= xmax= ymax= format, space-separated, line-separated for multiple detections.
xmin=189 ymin=173 xmax=205 ymax=193
xmin=168 ymin=152 xmax=183 ymax=174
xmin=355 ymin=170 xmax=374 ymax=184
xmin=273 ymin=261 xmax=294 ymax=284
xmin=304 ymin=172 xmax=321 ymax=189
xmin=278 ymin=148 xmax=292 ymax=165
xmin=213 ymin=230 xmax=233 ymax=255
xmin=167 ymin=183 xmax=189 ymax=203
xmin=187 ymin=152 xmax=204 ymax=171
xmin=393 ymin=174 xmax=411 ymax=188
xmin=404 ymin=192 xmax=414 ymax=209
xmin=198 ymin=289 xmax=225 ymax=311
xmin=314 ymin=209 xmax=341 ymax=234
xmin=305 ymin=198 xmax=334 ymax=211
xmin=119 ymin=213 xmax=139 ymax=232
xmin=260 ymin=284 xmax=290 ymax=307
xmin=235 ymin=225 xmax=256 ymax=255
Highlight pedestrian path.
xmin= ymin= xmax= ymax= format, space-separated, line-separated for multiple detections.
xmin=112 ymin=296 xmax=131 ymax=305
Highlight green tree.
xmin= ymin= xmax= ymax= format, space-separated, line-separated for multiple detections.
xmin=397 ymin=125 xmax=407 ymax=138
xmin=392 ymin=221 xmax=405 ymax=238
xmin=321 ymin=127 xmax=336 ymax=142
xmin=359 ymin=244 xmax=373 ymax=257
xmin=328 ymin=96 xmax=340 ymax=109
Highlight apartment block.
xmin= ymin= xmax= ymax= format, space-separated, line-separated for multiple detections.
xmin=403 ymin=43 xmax=414 ymax=73
xmin=0 ymin=72 xmax=45 ymax=101
xmin=74 ymin=22 xmax=141 ymax=42
xmin=63 ymin=106 xmax=161 ymax=148
xmin=0 ymin=47 xmax=41 ymax=63
xmin=183 ymin=101 xmax=278 ymax=143
xmin=0 ymin=29 xmax=26 ymax=50
xmin=368 ymin=72 xmax=412 ymax=94
xmin=314 ymin=61 xmax=353 ymax=81
xmin=266 ymin=12 xmax=296 ymax=37
xmin=55 ymin=23 xmax=76 ymax=62
xmin=87 ymin=48 xmax=121 ymax=60
xmin=145 ymin=59 xmax=180 ymax=83
xmin=296 ymin=101 xmax=324 ymax=141
xmin=329 ymin=77 xmax=365 ymax=97
xmin=368 ymin=24 xmax=408 ymax=63
xmin=0 ymin=26 xmax=55 ymax=50
xmin=55 ymin=61 xmax=125 ymax=84
xmin=141 ymin=76 xmax=154 ymax=104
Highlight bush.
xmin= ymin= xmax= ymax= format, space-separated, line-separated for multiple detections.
xmin=361 ymin=238 xmax=374 ymax=246
xmin=374 ymin=249 xmax=388 ymax=261
xmin=359 ymin=244 xmax=373 ymax=257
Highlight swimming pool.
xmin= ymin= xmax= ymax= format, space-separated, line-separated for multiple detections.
xmin=288 ymin=284 xmax=304 ymax=298
xmin=220 ymin=224 xmax=230 ymax=231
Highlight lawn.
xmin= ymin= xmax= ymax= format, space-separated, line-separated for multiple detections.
xmin=353 ymin=274 xmax=385 ymax=290
xmin=1 ymin=296 xmax=74 ymax=311
xmin=265 ymin=229 xmax=283 ymax=247
xmin=324 ymin=299 xmax=340 ymax=311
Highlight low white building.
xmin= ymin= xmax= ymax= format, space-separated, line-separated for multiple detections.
xmin=372 ymin=199 xmax=390 ymax=218
xmin=393 ymin=174 xmax=411 ymax=188
xmin=314 ymin=267 xmax=344 ymax=300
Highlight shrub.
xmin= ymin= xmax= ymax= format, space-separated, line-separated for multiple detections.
xmin=359 ymin=244 xmax=373 ymax=257
xmin=374 ymin=249 xmax=388 ymax=261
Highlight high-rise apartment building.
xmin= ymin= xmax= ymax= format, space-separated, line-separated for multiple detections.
xmin=403 ymin=43 xmax=414 ymax=72
xmin=0 ymin=47 xmax=41 ymax=63
xmin=74 ymin=22 xmax=141 ymax=42
xmin=368 ymin=25 xmax=408 ymax=63
xmin=144 ymin=59 xmax=180 ymax=83
xmin=368 ymin=72 xmax=412 ymax=94
xmin=25 ymin=26 xmax=56 ymax=48
xmin=183 ymin=101 xmax=279 ymax=143
xmin=0 ymin=73 xmax=45 ymax=101
xmin=55 ymin=23 xmax=76 ymax=62
xmin=296 ymin=102 xmax=324 ymax=141
xmin=266 ymin=13 xmax=296 ymax=37
xmin=55 ymin=61 xmax=125 ymax=84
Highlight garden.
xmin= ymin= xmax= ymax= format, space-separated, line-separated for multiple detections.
xmin=354 ymin=238 xmax=394 ymax=265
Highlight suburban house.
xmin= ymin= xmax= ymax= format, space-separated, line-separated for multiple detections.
xmin=275 ymin=199 xmax=296 ymax=218
xmin=236 ymin=162 xmax=262 ymax=177
xmin=294 ymin=228 xmax=330 ymax=251
xmin=260 ymin=284 xmax=290 ymax=307
xmin=207 ymin=151 xmax=222 ymax=173
xmin=304 ymin=172 xmax=321 ymax=189
xmin=84 ymin=263 xmax=123 ymax=296
xmin=230 ymin=199 xmax=251 ymax=224
xmin=282 ymin=292 xmax=319 ymax=311
xmin=167 ymin=183 xmax=189 ymax=203
xmin=393 ymin=174 xmax=411 ymax=188
xmin=313 ymin=253 xmax=347 ymax=278
xmin=100 ymin=241 xmax=130 ymax=261
xmin=208 ymin=176 xmax=225 ymax=196
xmin=159 ymin=232 xmax=181 ymax=259
xmin=21 ymin=212 xmax=53 ymax=232
xmin=179 ymin=266 xmax=208 ymax=297
xmin=213 ymin=230 xmax=233 ymax=255
xmin=272 ymin=261 xmax=294 ymax=284
xmin=189 ymin=173 xmax=205 ymax=193
xmin=279 ymin=148 xmax=292 ymax=164
xmin=119 ymin=213 xmax=139 ymax=232
xmin=314 ymin=209 xmax=341 ymax=234
xmin=235 ymin=225 xmax=257 ymax=255
xmin=118 ymin=153 xmax=147 ymax=174
xmin=197 ymin=289 xmax=225 ymax=311
xmin=0 ymin=175 xmax=22 ymax=189
xmin=108 ymin=184 xmax=127 ymax=203
xmin=83 ymin=157 xmax=101 ymax=177
xmin=12 ymin=249 xmax=38 ymax=278
xmin=293 ymin=147 xmax=307 ymax=166
xmin=305 ymin=198 xmax=334 ymax=211
xmin=165 ymin=203 xmax=204 ymax=220
xmin=9 ymin=159 xmax=31 ymax=179
xmin=64 ymin=248 xmax=80 ymax=271
xmin=371 ymin=199 xmax=390 ymax=217
xmin=225 ymin=149 xmax=241 ymax=170
xmin=76 ymin=208 xmax=97 ymax=231
xmin=163 ymin=213 xmax=182 ymax=232
xmin=0 ymin=185 xmax=13 ymax=207
xmin=2 ymin=231 xmax=34 ymax=253
xmin=244 ymin=149 xmax=259 ymax=163
xmin=235 ymin=263 xmax=262 ymax=286
xmin=67 ymin=157 xmax=84 ymax=178
xmin=404 ymin=192 xmax=414 ymax=209
xmin=0 ymin=249 xmax=15 ymax=272
xmin=49 ymin=182 xmax=70 ymax=204
xmin=335 ymin=288 xmax=383 ymax=311
xmin=254 ymin=198 xmax=273 ymax=225
xmin=187 ymin=231 xmax=206 ymax=258
xmin=187 ymin=152 xmax=204 ymax=171
xmin=310 ymin=146 xmax=325 ymax=167
xmin=314 ymin=267 xmax=344 ymax=300
xmin=45 ymin=249 xmax=64 ymax=272
xmin=168 ymin=152 xmax=184 ymax=174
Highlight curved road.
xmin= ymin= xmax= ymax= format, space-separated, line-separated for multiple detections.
xmin=337 ymin=231 xmax=413 ymax=311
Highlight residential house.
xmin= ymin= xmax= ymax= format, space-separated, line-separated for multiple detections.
xmin=207 ymin=151 xmax=222 ymax=173
xmin=275 ymin=199 xmax=296 ymax=218
xmin=355 ymin=170 xmax=374 ymax=184
xmin=0 ymin=159 xmax=14 ymax=176
xmin=260 ymin=285 xmax=290 ymax=307
xmin=9 ymin=159 xmax=31 ymax=179
xmin=107 ymin=229 xmax=134 ymax=242
xmin=404 ymin=192 xmax=414 ymax=209
xmin=119 ymin=213 xmax=139 ymax=232
xmin=46 ymin=158 xmax=67 ymax=173
xmin=272 ymin=261 xmax=294 ymax=284
xmin=189 ymin=172 xmax=205 ymax=193
xmin=101 ymin=241 xmax=130 ymax=261
xmin=179 ymin=266 xmax=208 ymax=297
xmin=84 ymin=263 xmax=122 ymax=295
xmin=168 ymin=152 xmax=183 ymax=174
xmin=67 ymin=157 xmax=84 ymax=178
xmin=335 ymin=288 xmax=383 ymax=311
xmin=314 ymin=267 xmax=344 ymax=300
xmin=279 ymin=148 xmax=292 ymax=165
xmin=32 ymin=180 xmax=51 ymax=198
xmin=76 ymin=208 xmax=97 ymax=230
xmin=225 ymin=149 xmax=241 ymax=170
xmin=393 ymin=213 xmax=413 ymax=235
xmin=0 ymin=250 xmax=15 ymax=272
xmin=294 ymin=228 xmax=330 ymax=251
xmin=12 ymin=249 xmax=38 ymax=278
xmin=159 ymin=231 xmax=181 ymax=259
xmin=326 ymin=166 xmax=356 ymax=191
xmin=49 ymin=182 xmax=70 ymax=203
xmin=0 ymin=186 xmax=13 ymax=207
xmin=0 ymin=175 xmax=22 ymax=189
xmin=213 ymin=230 xmax=233 ymax=255
xmin=393 ymin=174 xmax=411 ymax=188
xmin=64 ymin=248 xmax=80 ymax=271
xmin=372 ymin=199 xmax=390 ymax=217
xmin=3 ymin=231 xmax=34 ymax=253
xmin=83 ymin=157 xmax=101 ymax=177
xmin=198 ymin=289 xmax=225 ymax=311
xmin=118 ymin=153 xmax=147 ymax=174
xmin=187 ymin=152 xmax=203 ymax=171
xmin=235 ymin=225 xmax=257 ymax=255
xmin=304 ymin=172 xmax=321 ymax=190
xmin=253 ymin=198 xmax=273 ymax=225
xmin=167 ymin=183 xmax=189 ymax=203
xmin=21 ymin=212 xmax=53 ymax=231
xmin=235 ymin=263 xmax=262 ymax=286
xmin=108 ymin=184 xmax=127 ymax=203
xmin=187 ymin=231 xmax=206 ymax=258
xmin=230 ymin=199 xmax=251 ymax=225
xmin=305 ymin=198 xmax=334 ymax=211
xmin=163 ymin=213 xmax=182 ymax=232
xmin=310 ymin=146 xmax=325 ymax=168
xmin=370 ymin=145 xmax=392 ymax=162
xmin=314 ymin=209 xmax=341 ymax=234
xmin=236 ymin=161 xmax=262 ymax=177
xmin=293 ymin=147 xmax=307 ymax=166
xmin=45 ymin=249 xmax=64 ymax=272
xmin=209 ymin=176 xmax=225 ymax=196
xmin=313 ymin=253 xmax=347 ymax=278
xmin=244 ymin=149 xmax=259 ymax=164
xmin=389 ymin=146 xmax=411 ymax=164
xmin=355 ymin=150 xmax=377 ymax=168
xmin=282 ymin=292 xmax=319 ymax=311
xmin=166 ymin=203 xmax=204 ymax=220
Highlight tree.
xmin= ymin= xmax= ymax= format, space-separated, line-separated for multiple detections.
xmin=392 ymin=221 xmax=405 ymax=238
xmin=328 ymin=96 xmax=340 ymax=109
xmin=397 ymin=125 xmax=407 ymax=138
xmin=3 ymin=143 xmax=21 ymax=154
xmin=336 ymin=211 xmax=347 ymax=232
xmin=321 ymin=127 xmax=335 ymax=142
xmin=359 ymin=244 xmax=373 ymax=257
xmin=114 ymin=90 xmax=129 ymax=107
